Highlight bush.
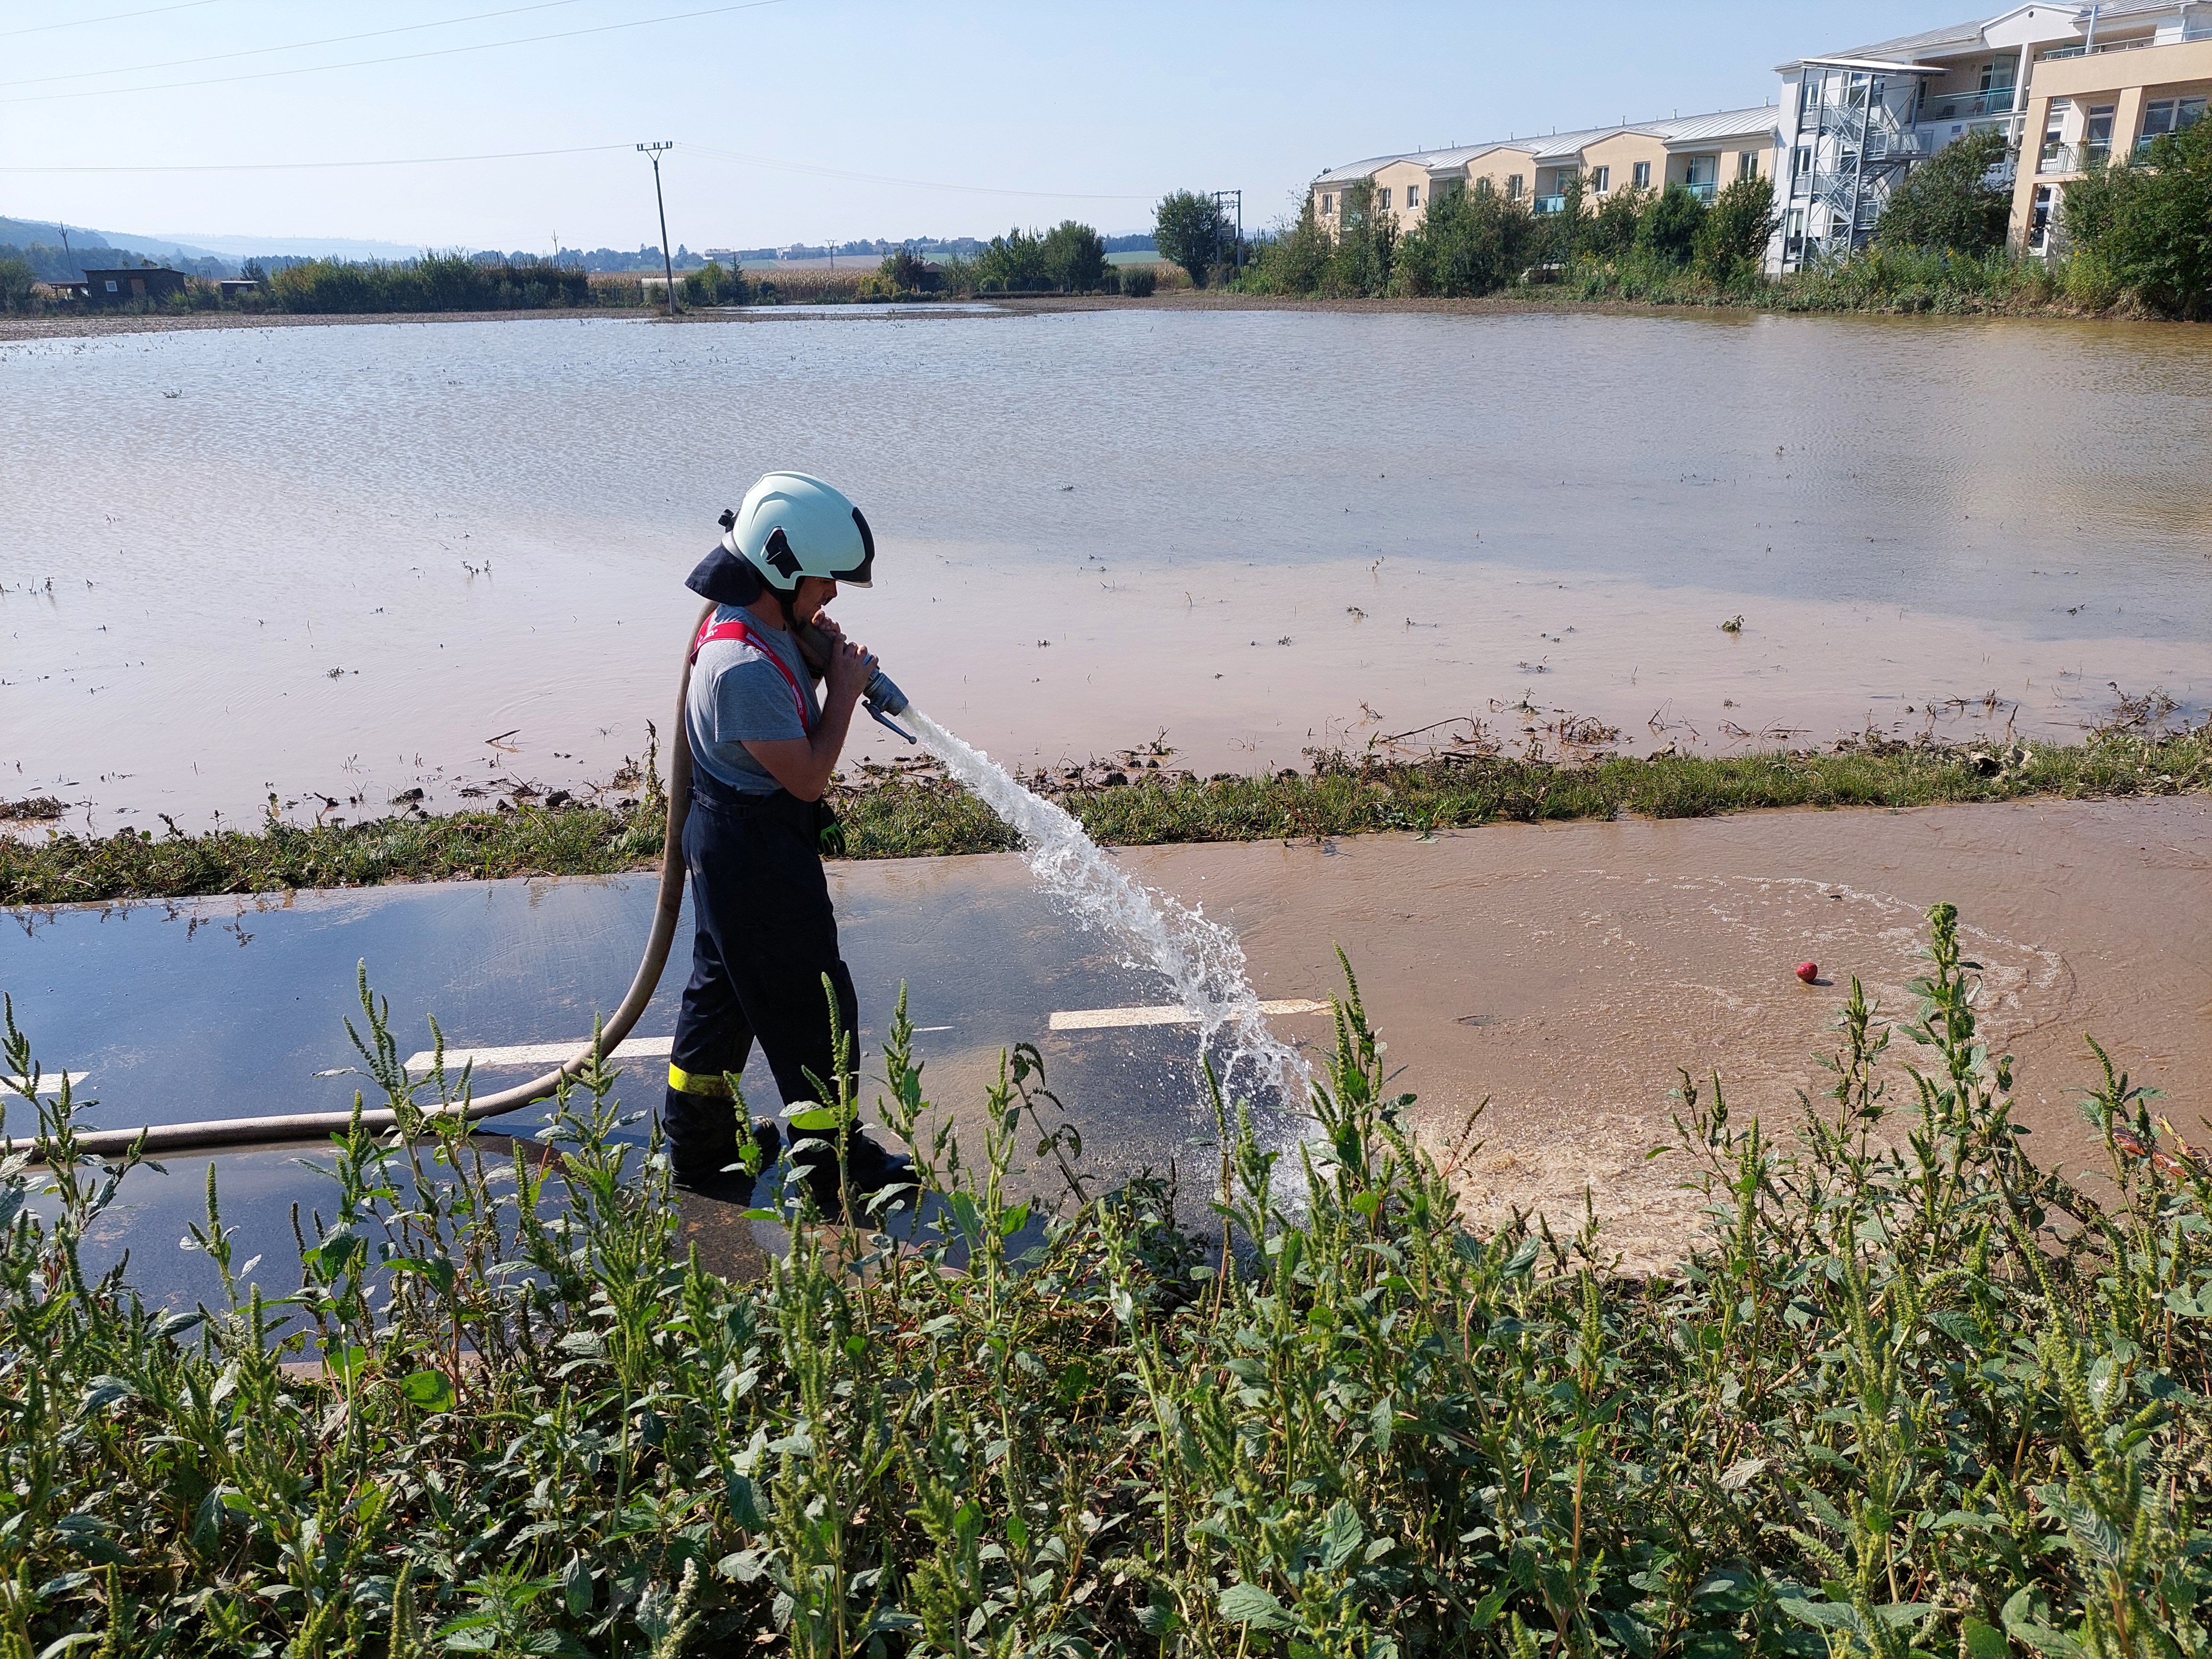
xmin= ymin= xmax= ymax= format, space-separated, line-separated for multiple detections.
xmin=1877 ymin=128 xmax=2014 ymax=255
xmin=973 ymin=227 xmax=1052 ymax=292
xmin=1394 ymin=177 xmax=1531 ymax=298
xmin=263 ymin=253 xmax=593 ymax=313
xmin=878 ymin=248 xmax=941 ymax=295
xmin=1774 ymin=244 xmax=2058 ymax=312
xmin=1636 ymin=181 xmax=1708 ymax=266
xmin=0 ymin=254 xmax=35 ymax=313
xmin=1117 ymin=263 xmax=1156 ymax=298
xmin=1320 ymin=178 xmax=1395 ymax=297
xmin=2063 ymin=113 xmax=2212 ymax=318
xmin=1242 ymin=200 xmax=1335 ymax=295
xmin=1693 ymin=174 xmax=1776 ymax=286
xmin=681 ymin=258 xmax=750 ymax=306
xmin=1040 ymin=220 xmax=1107 ymax=293
xmin=1155 ymin=188 xmax=1228 ymax=288
xmin=5 ymin=903 xmax=2212 ymax=1653
xmin=1582 ymin=185 xmax=1650 ymax=260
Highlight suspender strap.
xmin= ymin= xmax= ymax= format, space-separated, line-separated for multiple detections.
xmin=691 ymin=611 xmax=811 ymax=734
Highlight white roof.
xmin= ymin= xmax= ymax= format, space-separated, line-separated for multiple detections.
xmin=1657 ymin=105 xmax=1783 ymax=146
xmin=1312 ymin=144 xmax=1504 ymax=185
xmin=1792 ymin=0 xmax=2181 ymax=69
xmin=1312 ymin=105 xmax=1781 ymax=187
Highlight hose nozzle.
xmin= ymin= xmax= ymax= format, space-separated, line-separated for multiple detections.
xmin=863 ymin=668 xmax=915 ymax=743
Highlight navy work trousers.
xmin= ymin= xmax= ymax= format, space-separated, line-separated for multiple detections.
xmin=663 ymin=770 xmax=858 ymax=1183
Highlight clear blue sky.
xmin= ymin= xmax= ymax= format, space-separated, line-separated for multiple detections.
xmin=1 ymin=0 xmax=1943 ymax=253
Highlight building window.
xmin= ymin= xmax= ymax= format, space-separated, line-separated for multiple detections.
xmin=1632 ymin=161 xmax=1649 ymax=189
xmin=1321 ymin=193 xmax=1334 ymax=215
xmin=2085 ymin=104 xmax=2115 ymax=167
xmin=1506 ymin=174 xmax=1524 ymax=200
xmin=1590 ymin=165 xmax=1610 ymax=192
xmin=2139 ymin=97 xmax=2209 ymax=152
xmin=1406 ymin=184 xmax=1420 ymax=208
xmin=105 ymin=279 xmax=119 ymax=292
xmin=1378 ymin=187 xmax=1392 ymax=210
xmin=1792 ymin=145 xmax=1810 ymax=181
xmin=1738 ymin=150 xmax=1759 ymax=179
xmin=2030 ymin=184 xmax=2053 ymax=251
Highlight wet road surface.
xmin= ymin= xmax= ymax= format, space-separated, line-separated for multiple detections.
xmin=3 ymin=855 xmax=1310 ymax=1308
xmin=6 ymin=795 xmax=2208 ymax=1295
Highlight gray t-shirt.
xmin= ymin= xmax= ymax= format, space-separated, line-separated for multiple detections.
xmin=686 ymin=608 xmax=820 ymax=796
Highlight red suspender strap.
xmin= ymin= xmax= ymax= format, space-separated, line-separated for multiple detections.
xmin=690 ymin=611 xmax=811 ymax=733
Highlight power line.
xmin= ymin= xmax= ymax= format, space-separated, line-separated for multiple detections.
xmin=0 ymin=141 xmax=1165 ymax=207
xmin=0 ymin=0 xmax=221 ymax=41
xmin=0 ymin=144 xmax=633 ymax=175
xmin=0 ymin=0 xmax=589 ymax=91
xmin=684 ymin=144 xmax=1156 ymax=201
xmin=0 ymin=0 xmax=790 ymax=105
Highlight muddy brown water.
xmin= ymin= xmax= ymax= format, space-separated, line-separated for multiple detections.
xmin=4 ymin=308 xmax=2209 ymax=833
xmin=1100 ymin=796 xmax=2211 ymax=1272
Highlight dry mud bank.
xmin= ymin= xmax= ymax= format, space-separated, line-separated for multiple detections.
xmin=1108 ymin=795 xmax=2209 ymax=1272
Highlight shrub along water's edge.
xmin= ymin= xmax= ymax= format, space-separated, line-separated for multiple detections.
xmin=1 ymin=904 xmax=2208 ymax=1651
xmin=3 ymin=730 xmax=2205 ymax=907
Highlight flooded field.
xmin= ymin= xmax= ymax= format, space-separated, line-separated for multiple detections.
xmin=4 ymin=306 xmax=2209 ymax=832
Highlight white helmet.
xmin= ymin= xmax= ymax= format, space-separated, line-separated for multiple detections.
xmin=717 ymin=471 xmax=875 ymax=592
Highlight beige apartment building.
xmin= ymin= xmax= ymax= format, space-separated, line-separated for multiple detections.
xmin=1308 ymin=106 xmax=1781 ymax=236
xmin=1774 ymin=2 xmax=2211 ymax=267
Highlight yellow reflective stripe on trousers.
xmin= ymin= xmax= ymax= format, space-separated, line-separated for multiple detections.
xmin=666 ymin=1063 xmax=731 ymax=1098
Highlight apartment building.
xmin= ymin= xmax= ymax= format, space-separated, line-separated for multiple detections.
xmin=1308 ymin=106 xmax=1781 ymax=236
xmin=1774 ymin=2 xmax=2212 ymax=269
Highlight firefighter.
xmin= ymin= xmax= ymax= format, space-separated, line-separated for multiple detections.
xmin=664 ymin=470 xmax=913 ymax=1211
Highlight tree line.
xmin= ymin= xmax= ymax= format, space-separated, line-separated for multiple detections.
xmin=1200 ymin=111 xmax=2212 ymax=319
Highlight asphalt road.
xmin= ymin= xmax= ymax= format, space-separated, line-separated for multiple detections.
xmin=4 ymin=857 xmax=1313 ymax=1308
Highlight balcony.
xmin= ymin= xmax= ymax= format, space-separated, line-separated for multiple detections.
xmin=2041 ymin=34 xmax=2164 ymax=60
xmin=1922 ymin=85 xmax=2020 ymax=121
xmin=1681 ymin=180 xmax=1717 ymax=202
xmin=2038 ymin=140 xmax=2084 ymax=173
xmin=1531 ymin=194 xmax=1568 ymax=215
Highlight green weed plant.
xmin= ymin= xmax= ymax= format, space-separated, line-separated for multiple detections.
xmin=6 ymin=728 xmax=2206 ymax=907
xmin=3 ymin=901 xmax=2210 ymax=1655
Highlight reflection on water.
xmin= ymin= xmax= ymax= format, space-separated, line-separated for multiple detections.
xmin=2 ymin=308 xmax=2207 ymax=830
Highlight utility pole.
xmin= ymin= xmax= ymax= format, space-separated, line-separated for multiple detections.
xmin=1212 ymin=190 xmax=1243 ymax=282
xmin=637 ymin=142 xmax=677 ymax=316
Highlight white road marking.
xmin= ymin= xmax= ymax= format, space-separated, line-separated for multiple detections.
xmin=1048 ymin=1000 xmax=1328 ymax=1032
xmin=404 ymin=1036 xmax=673 ymax=1073
xmin=16 ymin=1071 xmax=92 ymax=1096
xmin=405 ymin=1028 xmax=968 ymax=1072
xmin=409 ymin=1001 xmax=1327 ymax=1069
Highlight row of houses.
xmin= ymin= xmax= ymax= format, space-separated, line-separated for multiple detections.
xmin=1309 ymin=1 xmax=2212 ymax=271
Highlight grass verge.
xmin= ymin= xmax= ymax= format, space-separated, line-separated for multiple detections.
xmin=2 ymin=903 xmax=2208 ymax=1652
xmin=4 ymin=729 xmax=2205 ymax=908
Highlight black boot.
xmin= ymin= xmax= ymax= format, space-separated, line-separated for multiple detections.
xmin=671 ymin=1116 xmax=783 ymax=1206
xmin=792 ymin=1124 xmax=916 ymax=1216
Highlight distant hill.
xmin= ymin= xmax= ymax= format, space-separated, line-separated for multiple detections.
xmin=0 ymin=217 xmax=425 ymax=280
xmin=0 ymin=216 xmax=238 ymax=262
xmin=147 ymin=231 xmax=426 ymax=261
xmin=0 ymin=216 xmax=239 ymax=279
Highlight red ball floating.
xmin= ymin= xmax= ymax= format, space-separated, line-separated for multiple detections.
xmin=1795 ymin=962 xmax=1819 ymax=984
